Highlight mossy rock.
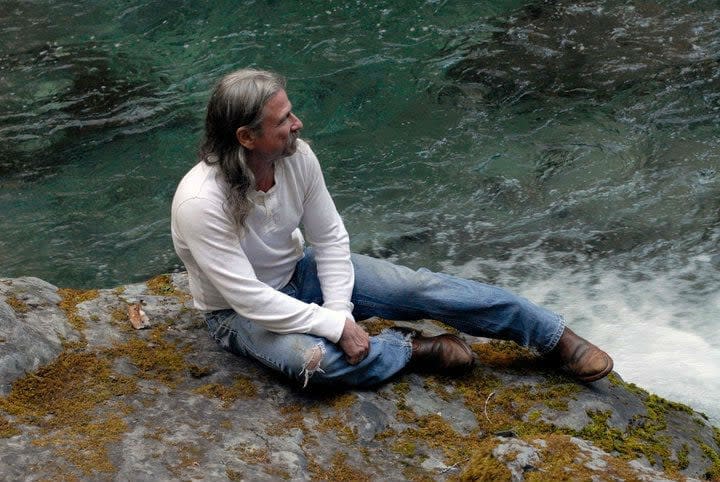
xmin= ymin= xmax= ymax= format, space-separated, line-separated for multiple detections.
xmin=0 ymin=273 xmax=718 ymax=481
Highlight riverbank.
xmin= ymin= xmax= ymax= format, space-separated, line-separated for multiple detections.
xmin=1 ymin=274 xmax=719 ymax=480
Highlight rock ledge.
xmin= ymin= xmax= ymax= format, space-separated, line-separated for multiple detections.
xmin=1 ymin=274 xmax=719 ymax=481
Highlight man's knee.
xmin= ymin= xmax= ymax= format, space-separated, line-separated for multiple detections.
xmin=299 ymin=342 xmax=325 ymax=387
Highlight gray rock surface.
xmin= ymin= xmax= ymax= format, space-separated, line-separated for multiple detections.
xmin=0 ymin=277 xmax=79 ymax=396
xmin=1 ymin=274 xmax=719 ymax=481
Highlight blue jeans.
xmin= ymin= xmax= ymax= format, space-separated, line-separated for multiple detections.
xmin=204 ymin=249 xmax=565 ymax=388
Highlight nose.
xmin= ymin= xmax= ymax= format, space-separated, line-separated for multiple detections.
xmin=291 ymin=113 xmax=303 ymax=131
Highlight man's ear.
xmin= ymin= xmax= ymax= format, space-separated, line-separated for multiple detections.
xmin=235 ymin=127 xmax=255 ymax=149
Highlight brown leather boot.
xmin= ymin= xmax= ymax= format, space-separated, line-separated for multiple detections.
xmin=409 ymin=333 xmax=475 ymax=373
xmin=548 ymin=327 xmax=613 ymax=382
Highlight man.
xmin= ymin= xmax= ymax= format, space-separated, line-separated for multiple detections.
xmin=171 ymin=68 xmax=613 ymax=388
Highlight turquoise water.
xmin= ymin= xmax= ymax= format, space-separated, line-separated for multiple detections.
xmin=2 ymin=0 xmax=719 ymax=422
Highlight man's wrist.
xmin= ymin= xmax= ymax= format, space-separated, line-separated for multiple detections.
xmin=322 ymin=300 xmax=355 ymax=321
xmin=311 ymin=306 xmax=346 ymax=343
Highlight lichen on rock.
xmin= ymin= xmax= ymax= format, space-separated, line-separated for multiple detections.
xmin=0 ymin=273 xmax=718 ymax=481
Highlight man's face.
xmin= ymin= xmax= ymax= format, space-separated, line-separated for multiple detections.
xmin=250 ymin=89 xmax=303 ymax=161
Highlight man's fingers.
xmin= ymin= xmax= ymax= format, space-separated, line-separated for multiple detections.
xmin=345 ymin=346 xmax=370 ymax=365
xmin=339 ymin=318 xmax=371 ymax=365
xmin=345 ymin=346 xmax=369 ymax=365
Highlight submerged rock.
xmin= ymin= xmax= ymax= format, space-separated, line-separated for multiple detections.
xmin=0 ymin=273 xmax=718 ymax=481
xmin=442 ymin=0 xmax=720 ymax=104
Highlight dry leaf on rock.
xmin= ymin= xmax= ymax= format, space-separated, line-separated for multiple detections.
xmin=128 ymin=302 xmax=150 ymax=329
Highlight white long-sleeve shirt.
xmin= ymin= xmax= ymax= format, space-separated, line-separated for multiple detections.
xmin=171 ymin=140 xmax=354 ymax=343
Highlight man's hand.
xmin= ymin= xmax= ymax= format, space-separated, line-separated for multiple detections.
xmin=338 ymin=318 xmax=370 ymax=365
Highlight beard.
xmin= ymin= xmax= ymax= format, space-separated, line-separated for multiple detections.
xmin=284 ymin=132 xmax=300 ymax=157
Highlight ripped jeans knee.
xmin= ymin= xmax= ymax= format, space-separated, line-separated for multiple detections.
xmin=299 ymin=342 xmax=326 ymax=387
xmin=205 ymin=310 xmax=411 ymax=388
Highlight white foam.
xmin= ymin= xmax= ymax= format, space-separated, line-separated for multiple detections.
xmin=445 ymin=256 xmax=720 ymax=424
xmin=528 ymin=268 xmax=720 ymax=424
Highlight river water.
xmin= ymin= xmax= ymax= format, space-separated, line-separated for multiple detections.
xmin=1 ymin=0 xmax=719 ymax=423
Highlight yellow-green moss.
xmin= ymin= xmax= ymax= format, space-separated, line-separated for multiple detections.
xmin=523 ymin=434 xmax=585 ymax=482
xmin=34 ymin=415 xmax=128 ymax=474
xmin=57 ymin=288 xmax=99 ymax=332
xmin=402 ymin=465 xmax=436 ymax=482
xmin=4 ymin=295 xmax=29 ymax=313
xmin=193 ymin=378 xmax=257 ymax=407
xmin=429 ymin=319 xmax=461 ymax=335
xmin=524 ymin=433 xmax=650 ymax=482
xmin=527 ymin=410 xmax=542 ymax=423
xmin=578 ymin=408 xmax=687 ymax=477
xmin=392 ymin=393 xmax=419 ymax=423
xmin=226 ymin=468 xmax=243 ymax=481
xmin=607 ymin=372 xmax=624 ymax=387
xmin=235 ymin=447 xmax=292 ymax=479
xmin=2 ymin=291 xmax=712 ymax=481
xmin=0 ymin=415 xmax=20 ymax=438
xmin=397 ymin=413 xmax=481 ymax=466
xmin=393 ymin=380 xmax=411 ymax=397
xmin=329 ymin=392 xmax=357 ymax=410
xmin=107 ymin=305 xmax=138 ymax=333
xmin=646 ymin=392 xmax=696 ymax=416
xmin=435 ymin=340 xmax=581 ymax=437
xmin=360 ymin=317 xmax=398 ymax=335
xmin=146 ymin=274 xmax=190 ymax=302
xmin=700 ymin=443 xmax=720 ymax=480
xmin=377 ymin=336 xmax=714 ymax=481
xmin=141 ymin=425 xmax=169 ymax=445
xmin=29 ymin=462 xmax=83 ymax=482
xmin=392 ymin=439 xmax=417 ymax=457
xmin=266 ymin=466 xmax=292 ymax=480
xmin=574 ymin=377 xmax=713 ymax=478
xmin=374 ymin=427 xmax=398 ymax=441
xmin=423 ymin=376 xmax=455 ymax=401
xmin=470 ymin=340 xmax=539 ymax=370
xmin=388 ymin=407 xmax=514 ymax=480
xmin=166 ymin=442 xmax=204 ymax=478
xmin=390 ymin=379 xmax=420 ymax=424
xmin=236 ymin=445 xmax=270 ymax=464
xmin=106 ymin=325 xmax=190 ymax=386
xmin=578 ymin=410 xmax=624 ymax=452
xmin=0 ymin=351 xmax=136 ymax=428
xmin=308 ymin=452 xmax=371 ymax=482
xmin=315 ymin=415 xmax=358 ymax=444
xmin=677 ymin=443 xmax=690 ymax=470
xmin=110 ymin=306 xmax=129 ymax=323
xmin=0 ymin=350 xmax=137 ymax=475
xmin=453 ymin=376 xmax=578 ymax=437
xmin=188 ymin=364 xmax=213 ymax=378
xmin=146 ymin=274 xmax=176 ymax=296
xmin=266 ymin=404 xmax=307 ymax=437
xmin=460 ymin=451 xmax=512 ymax=481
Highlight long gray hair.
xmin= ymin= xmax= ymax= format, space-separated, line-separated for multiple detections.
xmin=200 ymin=68 xmax=286 ymax=227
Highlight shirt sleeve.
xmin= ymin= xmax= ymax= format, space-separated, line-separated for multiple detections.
xmin=299 ymin=147 xmax=356 ymax=321
xmin=173 ymin=195 xmax=346 ymax=342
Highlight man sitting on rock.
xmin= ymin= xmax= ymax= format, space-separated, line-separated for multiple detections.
xmin=171 ymin=68 xmax=613 ymax=388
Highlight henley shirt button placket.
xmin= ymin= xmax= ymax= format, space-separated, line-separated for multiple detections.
xmin=265 ymin=195 xmax=276 ymax=227
xmin=257 ymin=193 xmax=270 ymax=219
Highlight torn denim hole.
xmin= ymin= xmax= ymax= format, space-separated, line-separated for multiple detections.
xmin=380 ymin=327 xmax=415 ymax=344
xmin=299 ymin=342 xmax=325 ymax=388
